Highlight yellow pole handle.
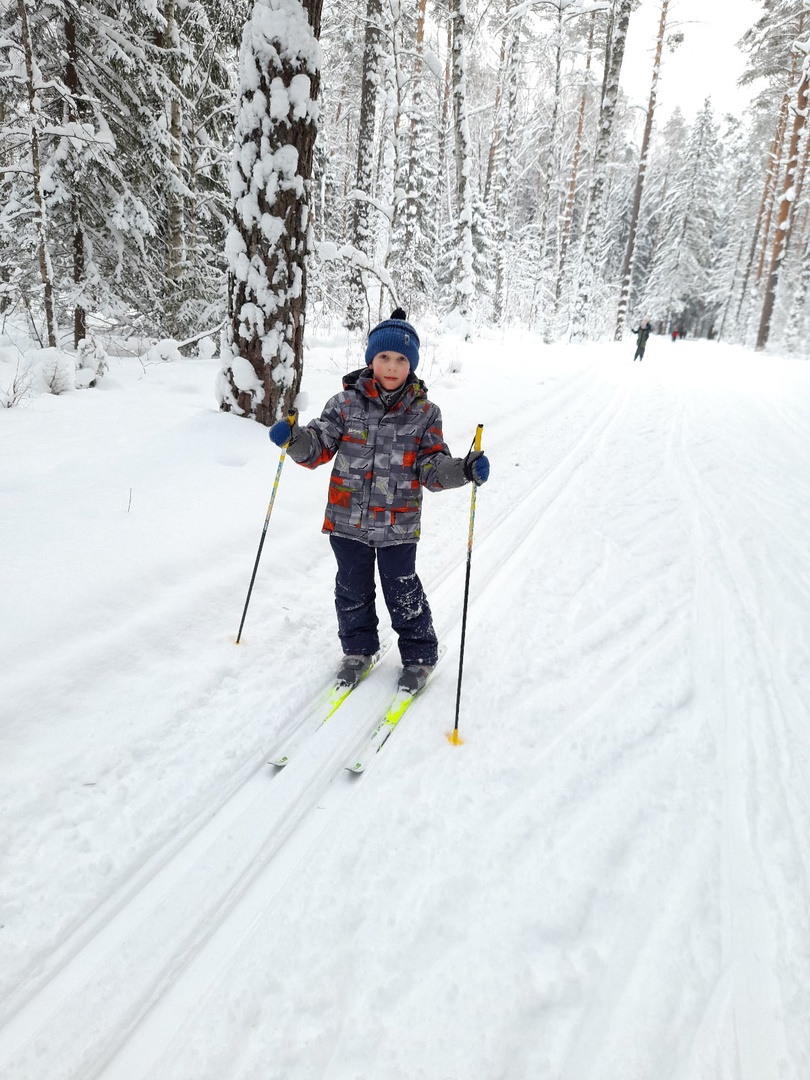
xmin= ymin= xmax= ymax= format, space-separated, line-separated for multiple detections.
xmin=473 ymin=424 xmax=483 ymax=452
xmin=284 ymin=410 xmax=297 ymax=445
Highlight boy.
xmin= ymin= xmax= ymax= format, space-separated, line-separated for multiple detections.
xmin=269 ymin=309 xmax=489 ymax=694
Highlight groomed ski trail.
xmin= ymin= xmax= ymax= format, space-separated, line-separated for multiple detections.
xmin=2 ymin=347 xmax=809 ymax=1079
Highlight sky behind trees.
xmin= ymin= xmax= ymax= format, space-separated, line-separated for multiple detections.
xmin=622 ymin=0 xmax=764 ymax=118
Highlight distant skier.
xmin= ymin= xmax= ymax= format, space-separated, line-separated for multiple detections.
xmin=671 ymin=329 xmax=678 ymax=342
xmin=631 ymin=319 xmax=652 ymax=361
xmin=269 ymin=309 xmax=490 ymax=694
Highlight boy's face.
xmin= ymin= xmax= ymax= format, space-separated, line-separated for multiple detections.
xmin=371 ymin=351 xmax=411 ymax=390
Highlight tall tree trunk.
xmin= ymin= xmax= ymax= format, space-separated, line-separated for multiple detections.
xmin=484 ymin=13 xmax=511 ymax=203
xmin=18 ymin=0 xmax=57 ymax=348
xmin=492 ymin=8 xmax=522 ymax=321
xmin=733 ymin=76 xmax=793 ymax=331
xmin=438 ymin=19 xmax=453 ymax=225
xmin=756 ymin=54 xmax=809 ymax=350
xmin=449 ymin=0 xmax=475 ymax=330
xmin=537 ymin=3 xmax=564 ymax=267
xmin=755 ymin=54 xmax=801 ymax=285
xmin=570 ymin=0 xmax=632 ymax=341
xmin=552 ymin=10 xmax=596 ymax=331
xmin=221 ymin=0 xmax=323 ymax=425
xmin=65 ymin=14 xmax=87 ymax=347
xmin=614 ymin=0 xmax=668 ymax=340
xmin=165 ymin=0 xmax=184 ymax=286
xmin=346 ymin=0 xmax=383 ymax=330
xmin=397 ymin=0 xmax=428 ymax=311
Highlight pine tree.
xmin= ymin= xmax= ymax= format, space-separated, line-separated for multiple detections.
xmin=448 ymin=0 xmax=475 ymax=333
xmin=614 ymin=0 xmax=669 ymax=340
xmin=345 ymin=0 xmax=384 ymax=330
xmin=642 ymin=99 xmax=723 ymax=334
xmin=220 ymin=0 xmax=324 ymax=425
xmin=570 ymin=0 xmax=633 ymax=341
xmin=756 ymin=6 xmax=809 ymax=349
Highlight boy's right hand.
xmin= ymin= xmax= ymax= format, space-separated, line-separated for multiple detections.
xmin=269 ymin=413 xmax=299 ymax=447
xmin=464 ymin=450 xmax=490 ymax=486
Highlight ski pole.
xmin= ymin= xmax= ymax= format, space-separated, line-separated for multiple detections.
xmin=235 ymin=411 xmax=296 ymax=644
xmin=449 ymin=423 xmax=484 ymax=746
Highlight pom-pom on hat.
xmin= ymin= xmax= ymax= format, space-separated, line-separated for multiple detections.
xmin=365 ymin=308 xmax=420 ymax=371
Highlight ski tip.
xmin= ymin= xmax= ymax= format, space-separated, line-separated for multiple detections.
xmin=446 ymin=731 xmax=464 ymax=746
xmin=268 ymin=756 xmax=289 ymax=767
xmin=346 ymin=762 xmax=365 ymax=774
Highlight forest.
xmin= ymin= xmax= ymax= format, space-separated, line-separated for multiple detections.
xmin=1 ymin=0 xmax=808 ymax=421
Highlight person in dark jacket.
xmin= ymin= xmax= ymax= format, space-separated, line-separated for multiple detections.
xmin=269 ymin=309 xmax=489 ymax=693
xmin=631 ymin=320 xmax=652 ymax=361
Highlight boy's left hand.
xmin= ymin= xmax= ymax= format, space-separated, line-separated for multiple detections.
xmin=464 ymin=451 xmax=489 ymax=485
xmin=269 ymin=413 xmax=299 ymax=447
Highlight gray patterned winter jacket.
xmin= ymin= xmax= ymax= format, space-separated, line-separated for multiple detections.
xmin=286 ymin=367 xmax=469 ymax=546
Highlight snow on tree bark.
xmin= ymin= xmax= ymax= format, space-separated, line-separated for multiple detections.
xmin=346 ymin=0 xmax=383 ymax=331
xmin=395 ymin=0 xmax=434 ymax=315
xmin=491 ymin=7 xmax=521 ymax=325
xmin=553 ymin=10 xmax=597 ymax=335
xmin=221 ymin=0 xmax=324 ymax=425
xmin=17 ymin=0 xmax=57 ymax=348
xmin=449 ymin=0 xmax=475 ymax=333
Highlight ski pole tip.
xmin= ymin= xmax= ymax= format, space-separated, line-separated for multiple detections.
xmin=446 ymin=730 xmax=464 ymax=746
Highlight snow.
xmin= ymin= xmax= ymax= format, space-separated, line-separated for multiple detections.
xmin=2 ymin=327 xmax=810 ymax=1079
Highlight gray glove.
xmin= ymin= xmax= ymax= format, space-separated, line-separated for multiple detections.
xmin=432 ymin=455 xmax=469 ymax=489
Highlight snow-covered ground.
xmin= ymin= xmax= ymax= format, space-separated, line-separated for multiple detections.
xmin=1 ymin=327 xmax=809 ymax=1079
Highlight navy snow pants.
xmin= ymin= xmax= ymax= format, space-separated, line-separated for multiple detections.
xmin=329 ymin=536 xmax=438 ymax=666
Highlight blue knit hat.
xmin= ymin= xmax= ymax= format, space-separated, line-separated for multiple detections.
xmin=365 ymin=308 xmax=420 ymax=371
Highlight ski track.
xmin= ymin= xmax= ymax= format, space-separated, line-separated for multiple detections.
xmin=672 ymin=401 xmax=810 ymax=1079
xmin=2 ymin=350 xmax=810 ymax=1078
xmin=0 ymin=364 xmax=627 ymax=1078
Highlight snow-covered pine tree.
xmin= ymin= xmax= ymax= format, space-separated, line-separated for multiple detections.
xmin=735 ymin=0 xmax=807 ymax=343
xmin=448 ymin=0 xmax=476 ymax=334
xmin=756 ymin=5 xmax=809 ymax=349
xmin=220 ymin=0 xmax=324 ymax=425
xmin=489 ymin=1 xmax=522 ymax=324
xmin=5 ymin=0 xmax=57 ymax=346
xmin=732 ymin=84 xmax=794 ymax=337
xmin=551 ymin=8 xmax=599 ymax=338
xmin=0 ymin=0 xmax=239 ymax=348
xmin=345 ymin=0 xmax=384 ymax=330
xmin=708 ymin=116 xmax=764 ymax=342
xmin=614 ymin=0 xmax=669 ymax=341
xmin=641 ymin=99 xmax=723 ymax=335
xmin=570 ymin=0 xmax=633 ymax=341
xmin=387 ymin=0 xmax=439 ymax=317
